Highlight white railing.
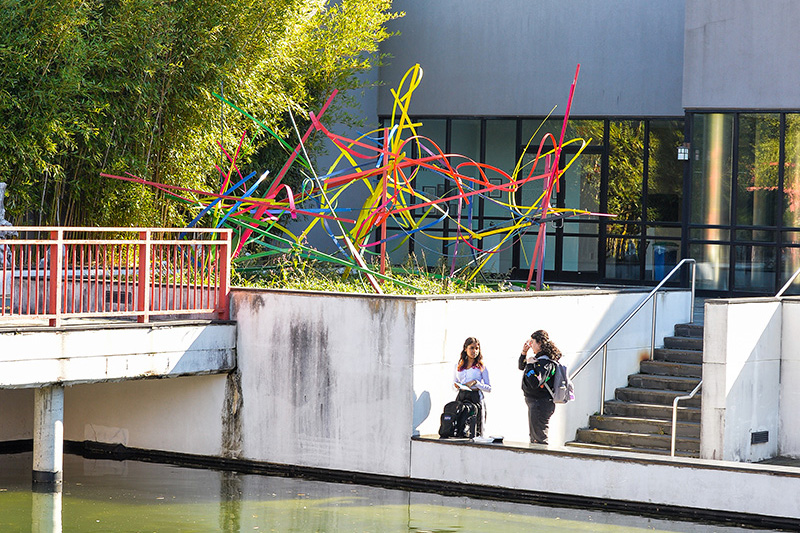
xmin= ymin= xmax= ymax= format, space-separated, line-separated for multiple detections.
xmin=570 ymin=259 xmax=696 ymax=415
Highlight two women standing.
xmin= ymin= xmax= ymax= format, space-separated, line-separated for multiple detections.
xmin=446 ymin=331 xmax=562 ymax=443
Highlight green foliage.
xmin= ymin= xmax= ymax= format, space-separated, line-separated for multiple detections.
xmin=0 ymin=0 xmax=401 ymax=227
xmin=233 ymin=254 xmax=513 ymax=295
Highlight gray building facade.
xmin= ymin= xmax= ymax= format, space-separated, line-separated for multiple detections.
xmin=362 ymin=0 xmax=800 ymax=295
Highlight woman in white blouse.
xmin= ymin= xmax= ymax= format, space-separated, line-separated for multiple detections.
xmin=453 ymin=336 xmax=492 ymax=435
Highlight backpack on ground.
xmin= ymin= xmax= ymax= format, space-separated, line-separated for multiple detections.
xmin=543 ymin=359 xmax=575 ymax=404
xmin=438 ymin=400 xmax=479 ymax=438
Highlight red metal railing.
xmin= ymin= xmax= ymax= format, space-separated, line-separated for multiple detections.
xmin=0 ymin=227 xmax=231 ymax=326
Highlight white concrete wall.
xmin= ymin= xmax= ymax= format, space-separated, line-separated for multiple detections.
xmin=781 ymin=299 xmax=800 ymax=457
xmin=702 ymin=297 xmax=798 ymax=462
xmin=411 ymin=440 xmax=800 ymax=521
xmin=412 ymin=290 xmax=690 ymax=446
xmin=64 ymin=376 xmax=228 ymax=455
xmin=0 ymin=323 xmax=236 ymax=388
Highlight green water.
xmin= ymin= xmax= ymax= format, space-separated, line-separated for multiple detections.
xmin=0 ymin=453 xmax=769 ymax=532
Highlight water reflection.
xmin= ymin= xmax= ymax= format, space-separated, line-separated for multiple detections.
xmin=31 ymin=491 xmax=61 ymax=533
xmin=0 ymin=452 xmax=778 ymax=532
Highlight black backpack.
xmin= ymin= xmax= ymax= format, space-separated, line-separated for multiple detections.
xmin=438 ymin=400 xmax=479 ymax=438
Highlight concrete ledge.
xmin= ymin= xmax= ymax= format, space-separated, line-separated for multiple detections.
xmin=0 ymin=321 xmax=236 ymax=388
xmin=411 ymin=436 xmax=800 ymax=523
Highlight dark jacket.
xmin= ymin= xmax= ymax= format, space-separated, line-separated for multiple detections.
xmin=519 ymin=353 xmax=557 ymax=399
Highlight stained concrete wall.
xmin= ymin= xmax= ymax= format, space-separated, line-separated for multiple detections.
xmin=378 ymin=0 xmax=685 ymax=117
xmin=701 ymin=297 xmax=800 ymax=462
xmin=683 ymin=0 xmax=800 ymax=109
xmin=231 ymin=289 xmax=417 ymax=476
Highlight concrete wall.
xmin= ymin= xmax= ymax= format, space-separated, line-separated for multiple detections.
xmin=0 ymin=322 xmax=236 ymax=388
xmin=781 ymin=300 xmax=800 ymax=457
xmin=702 ymin=297 xmax=800 ymax=462
xmin=379 ymin=0 xmax=685 ymax=117
xmin=411 ymin=439 xmax=800 ymax=521
xmin=230 ymin=289 xmax=418 ymax=476
xmin=411 ymin=290 xmax=689 ymax=446
xmin=683 ymin=0 xmax=800 ymax=109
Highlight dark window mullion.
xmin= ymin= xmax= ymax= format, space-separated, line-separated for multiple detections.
xmin=729 ymin=113 xmax=739 ymax=292
xmin=777 ymin=113 xmax=787 ymax=292
xmin=641 ymin=120 xmax=650 ymax=280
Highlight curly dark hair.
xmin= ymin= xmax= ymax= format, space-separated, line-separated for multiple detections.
xmin=530 ymin=330 xmax=562 ymax=361
xmin=457 ymin=336 xmax=484 ymax=370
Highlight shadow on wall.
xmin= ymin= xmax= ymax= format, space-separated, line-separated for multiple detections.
xmin=412 ymin=391 xmax=431 ymax=436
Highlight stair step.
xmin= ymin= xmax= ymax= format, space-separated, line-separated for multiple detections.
xmin=664 ymin=336 xmax=703 ymax=351
xmin=640 ymin=360 xmax=702 ymax=378
xmin=575 ymin=428 xmax=700 ymax=453
xmin=653 ymin=348 xmax=703 ymax=365
xmin=615 ymin=387 xmax=702 ymax=407
xmin=628 ymin=373 xmax=702 ymax=392
xmin=674 ymin=323 xmax=704 ymax=339
xmin=564 ymin=441 xmax=699 ymax=458
xmin=588 ymin=415 xmax=700 ymax=438
xmin=602 ymin=400 xmax=701 ymax=422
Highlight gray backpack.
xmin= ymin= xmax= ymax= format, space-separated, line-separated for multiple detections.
xmin=542 ymin=358 xmax=575 ymax=404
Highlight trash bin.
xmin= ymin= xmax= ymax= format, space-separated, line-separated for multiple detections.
xmin=653 ymin=242 xmax=679 ymax=280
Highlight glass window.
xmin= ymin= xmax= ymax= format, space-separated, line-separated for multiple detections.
xmin=605 ymin=236 xmax=641 ymax=280
xmin=780 ymin=246 xmax=800 ymax=295
xmin=519 ymin=230 xmax=556 ymax=272
xmin=737 ymin=114 xmax=779 ymax=228
xmin=562 ymin=221 xmax=599 ymax=273
xmin=484 ymin=120 xmax=517 ymax=220
xmin=690 ymin=114 xmax=733 ymax=226
xmin=608 ymin=120 xmax=644 ymax=226
xmin=784 ymin=114 xmax=800 ymax=228
xmin=734 ymin=244 xmax=776 ymax=292
xmin=690 ymin=242 xmax=729 ymax=291
xmin=648 ymin=120 xmax=684 ymax=222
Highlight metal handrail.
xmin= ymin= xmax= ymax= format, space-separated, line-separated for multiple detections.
xmin=671 ymin=380 xmax=702 ymax=457
xmin=570 ymin=258 xmax=696 ymax=415
xmin=776 ymin=265 xmax=800 ymax=297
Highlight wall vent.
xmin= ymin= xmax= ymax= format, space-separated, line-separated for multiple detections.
xmin=751 ymin=431 xmax=769 ymax=445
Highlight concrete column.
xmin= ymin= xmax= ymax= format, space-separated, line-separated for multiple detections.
xmin=33 ymin=385 xmax=64 ymax=487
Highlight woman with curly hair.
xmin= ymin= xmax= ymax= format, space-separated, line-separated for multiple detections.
xmin=518 ymin=329 xmax=562 ymax=444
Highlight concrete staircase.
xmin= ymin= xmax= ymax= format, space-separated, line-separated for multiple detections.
xmin=566 ymin=323 xmax=704 ymax=457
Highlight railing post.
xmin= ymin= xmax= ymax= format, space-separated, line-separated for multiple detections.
xmin=137 ymin=230 xmax=151 ymax=323
xmin=217 ymin=229 xmax=231 ymax=320
xmin=690 ymin=260 xmax=696 ymax=323
xmin=48 ymin=229 xmax=63 ymax=327
xmin=600 ymin=344 xmax=608 ymax=416
xmin=650 ymin=295 xmax=657 ymax=360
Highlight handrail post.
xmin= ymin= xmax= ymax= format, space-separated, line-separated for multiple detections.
xmin=600 ymin=344 xmax=608 ymax=415
xmin=217 ymin=229 xmax=231 ymax=320
xmin=137 ymin=230 xmax=151 ymax=324
xmin=48 ymin=229 xmax=63 ymax=327
xmin=650 ymin=295 xmax=657 ymax=360
xmin=671 ymin=380 xmax=702 ymax=457
xmin=690 ymin=260 xmax=696 ymax=323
